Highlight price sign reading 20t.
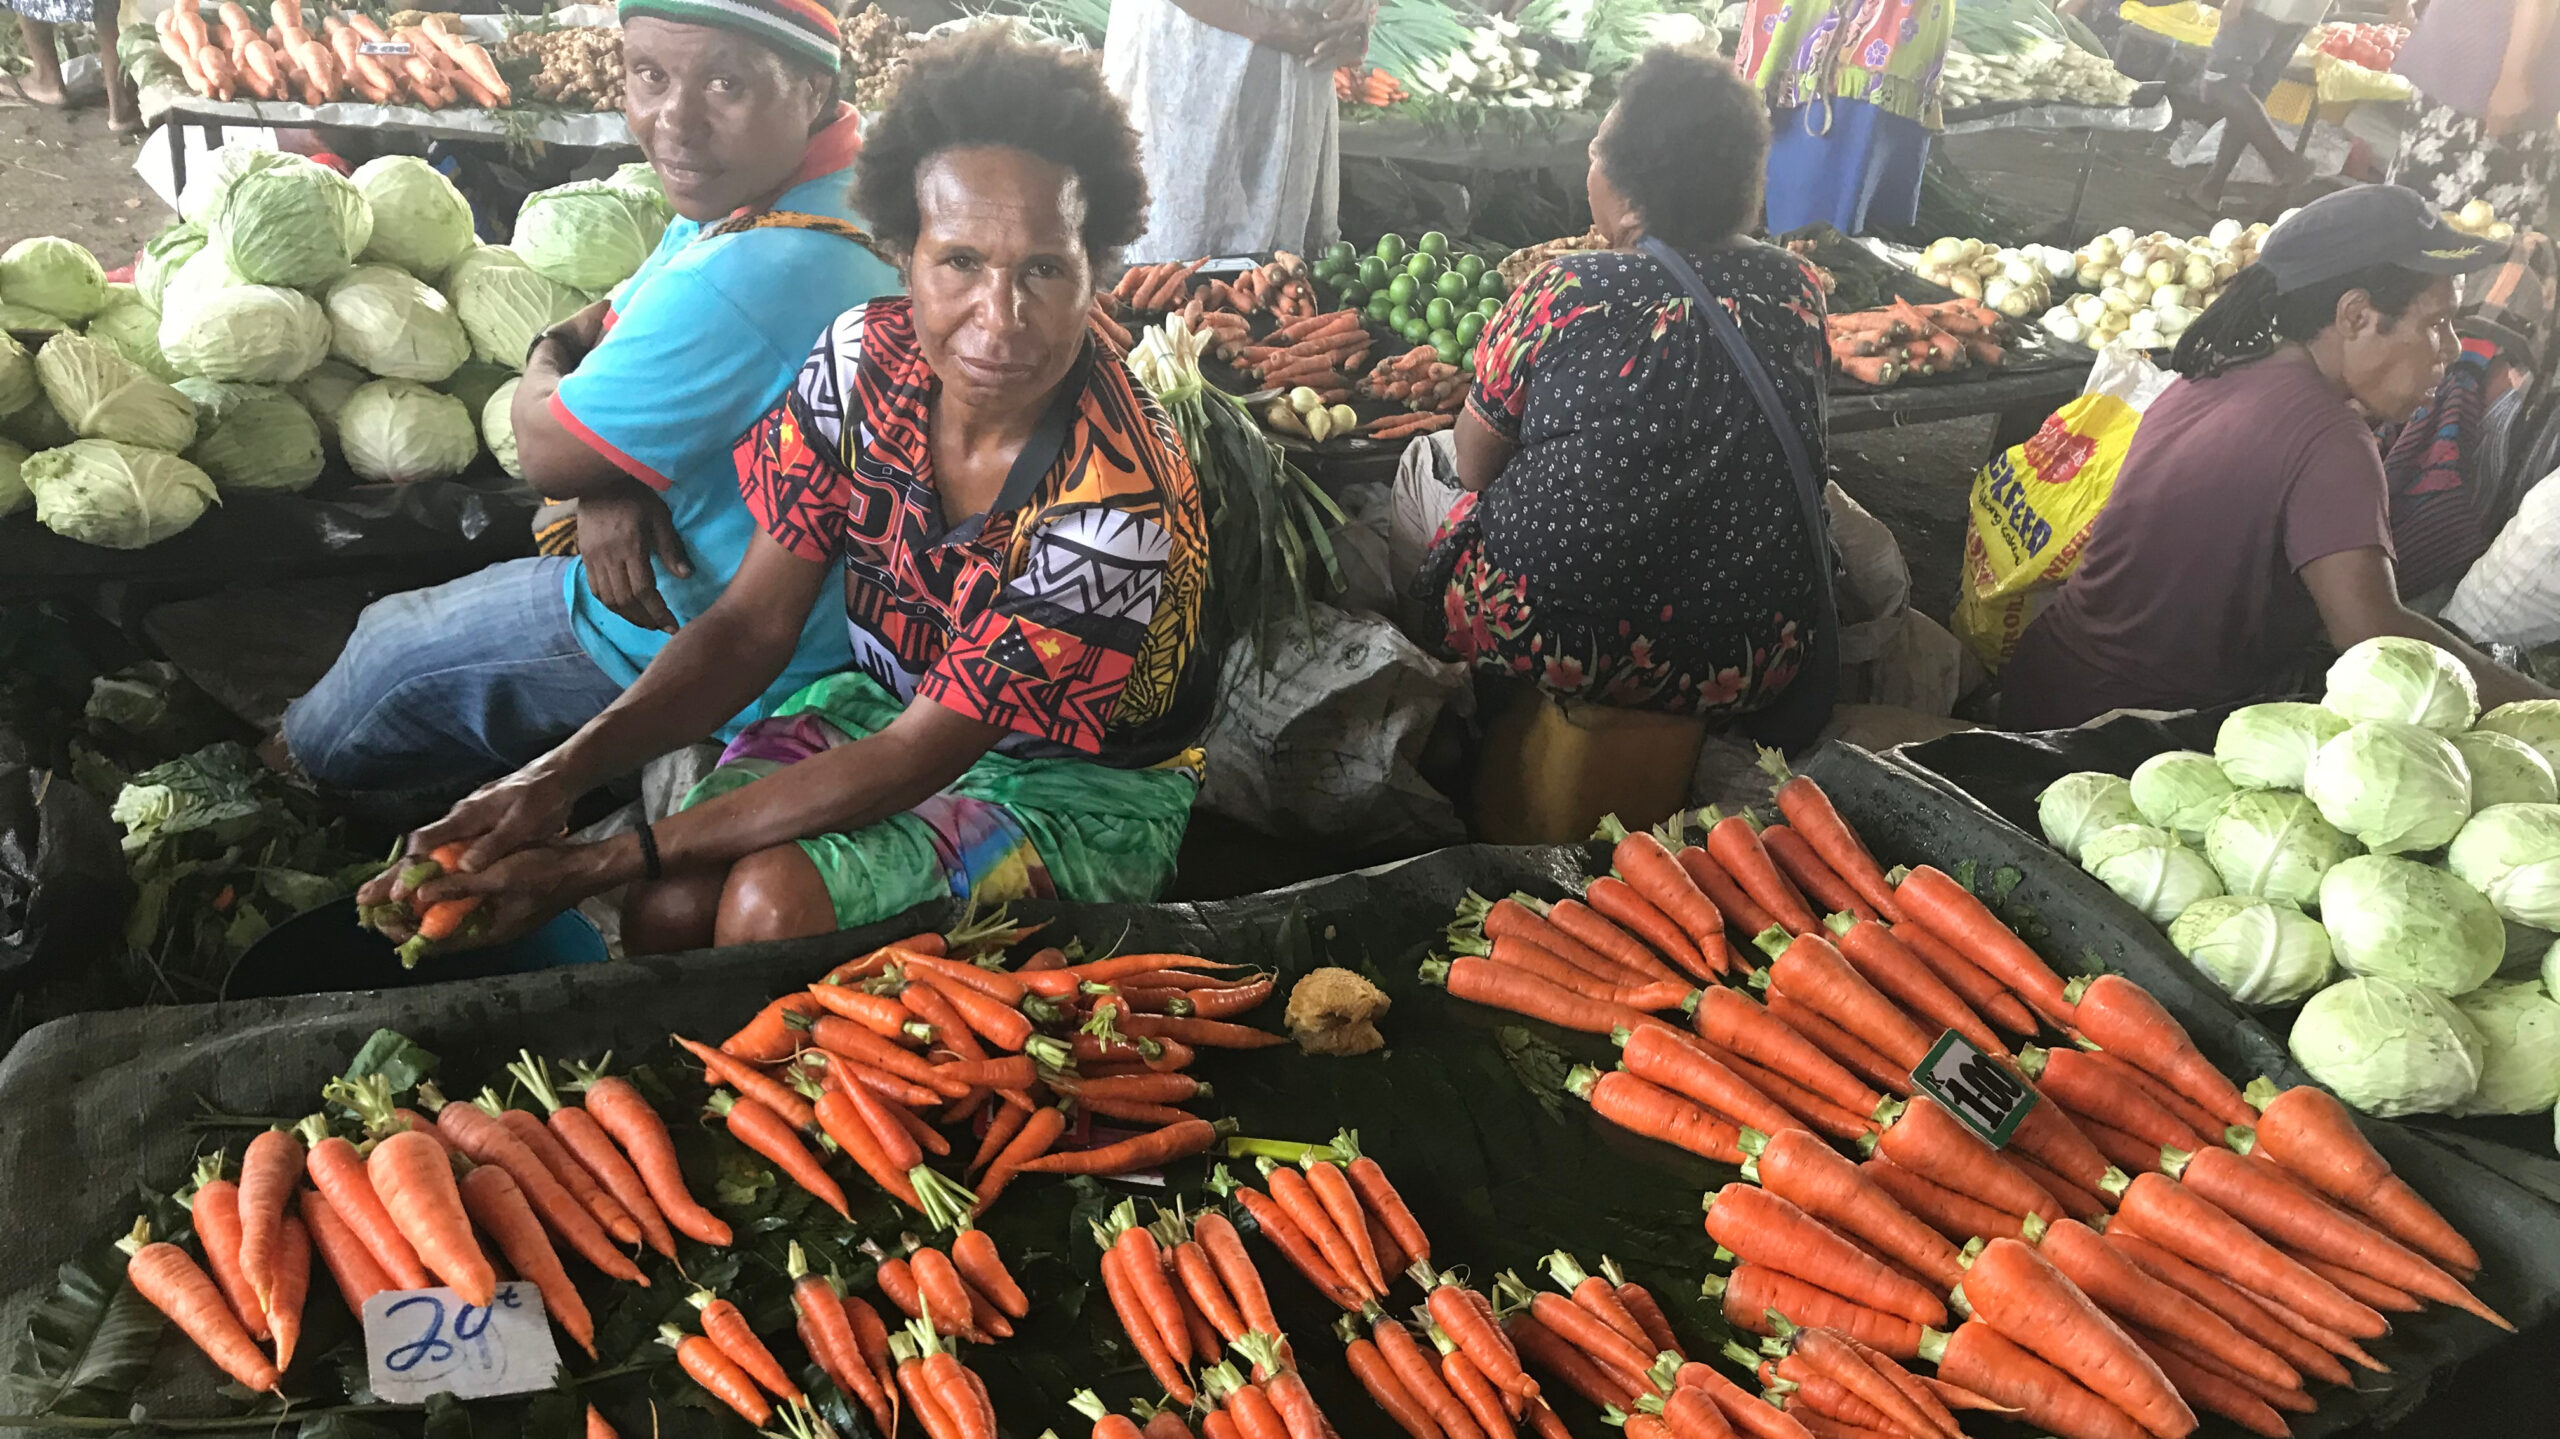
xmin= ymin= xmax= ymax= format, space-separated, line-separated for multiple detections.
xmin=1911 ymin=1030 xmax=2038 ymax=1147
xmin=363 ymin=1282 xmax=561 ymax=1403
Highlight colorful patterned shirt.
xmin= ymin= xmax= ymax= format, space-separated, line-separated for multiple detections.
xmin=1737 ymin=0 xmax=1955 ymax=128
xmin=735 ymin=298 xmax=1214 ymax=772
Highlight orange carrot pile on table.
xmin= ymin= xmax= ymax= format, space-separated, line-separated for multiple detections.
xmin=1113 ymin=255 xmax=1323 ymax=325
xmin=156 ymin=0 xmax=509 ymax=109
xmin=1827 ymin=299 xmax=2007 ymax=387
xmin=1334 ymin=65 xmax=1409 ymax=106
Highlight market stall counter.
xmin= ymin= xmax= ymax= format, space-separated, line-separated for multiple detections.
xmin=5 ymin=742 xmax=2558 ymax=1437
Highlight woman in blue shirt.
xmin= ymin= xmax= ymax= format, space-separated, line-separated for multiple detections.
xmin=281 ymin=0 xmax=898 ymax=806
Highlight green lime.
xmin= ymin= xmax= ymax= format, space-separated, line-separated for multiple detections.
xmin=1356 ymin=255 xmax=1389 ymax=287
xmin=1419 ymin=231 xmax=1450 ymax=257
xmin=1436 ymin=271 xmax=1471 ymax=301
xmin=1477 ymin=272 xmax=1508 ymax=299
xmin=1456 ymin=311 xmax=1485 ymax=343
xmin=1387 ymin=300 xmax=1413 ymax=326
xmin=1366 ymin=292 xmax=1396 ymax=321
xmin=1433 ymin=336 xmax=1464 ymax=366
xmin=1326 ymin=240 xmax=1356 ymax=268
xmin=1376 ymin=233 xmax=1407 ymax=263
xmin=1477 ymin=296 xmax=1503 ymax=318
xmin=1406 ymin=252 xmax=1441 ymax=282
xmin=1455 ymin=253 xmax=1486 ymax=281
xmin=1341 ymin=284 xmax=1369 ymax=310
xmin=1425 ymin=297 xmax=1454 ymax=330
xmin=1386 ymin=274 xmax=1418 ymax=305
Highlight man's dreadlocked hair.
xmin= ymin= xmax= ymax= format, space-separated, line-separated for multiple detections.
xmin=2171 ymin=261 xmax=2441 ymax=377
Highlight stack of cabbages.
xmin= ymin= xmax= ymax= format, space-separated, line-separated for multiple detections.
xmin=0 ymin=147 xmax=669 ymax=547
xmin=2039 ymin=636 xmax=2560 ymax=1124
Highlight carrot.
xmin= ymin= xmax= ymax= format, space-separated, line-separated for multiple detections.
xmin=1653 ymin=1382 xmax=1740 ymax=1439
xmin=1706 ymin=1045 xmax=1879 ymax=1142
xmin=1302 ymin=1158 xmax=1388 ymax=1294
xmin=458 ymin=1165 xmax=595 ymax=1359
xmin=1614 ymin=1023 xmax=1799 ymax=1140
xmin=1169 ymin=1233 xmax=1248 ymax=1345
xmin=1893 ymin=867 xmax=2076 ymax=1028
xmin=1875 ymin=1097 xmax=2063 ymax=1222
xmin=1742 ymin=1126 xmax=1963 ymax=1289
xmin=1706 ymin=811 xmax=1821 ymax=936
xmin=665 ymin=1324 xmax=772 ymax=1427
xmin=2113 ymin=1172 xmax=2383 ymax=1338
xmin=1477 ymin=934 xmax=1692 ymax=1009
xmin=2023 ymin=1215 xmax=2300 ymax=1392
xmin=876 ymin=1255 xmax=928 ymax=1325
xmin=1783 ymin=1328 xmax=1941 ymax=1439
xmin=1693 ymin=988 xmax=1882 ymax=1117
xmin=234 ymin=1127 xmax=301 ymax=1311
xmin=184 ymin=1163 xmax=269 ymax=1342
xmin=1887 ymin=920 xmax=2038 ymax=1036
xmin=1525 ymin=895 xmax=1678 ymax=987
xmin=2286 ymin=1247 xmax=2421 ymax=1312
xmin=1330 ymin=1130 xmax=1430 ymax=1269
xmin=1957 ymin=1237 xmax=2194 ymax=1438
xmin=708 ymin=1090 xmax=848 ymax=1218
xmin=1419 ymin=1275 xmax=1533 ymax=1404
xmin=916 ymin=968 xmax=1037 ymax=1051
xmin=2127 ymin=1331 xmax=2290 ymax=1438
xmin=1915 ymin=1322 xmax=2147 ymax=1439
xmin=2135 ymin=1326 xmax=2313 ymax=1414
xmin=1342 ymin=1318 xmax=1444 ymax=1439
xmin=791 ymin=1244 xmax=888 ymax=1431
xmin=1825 ymin=915 xmax=2005 ymax=1058
xmin=1202 ymin=1210 xmax=1284 ymax=1338
xmin=2104 ymin=1231 xmax=2351 ymax=1388
xmin=1587 ymin=872 xmax=1715 ymax=981
xmin=1833 ymin=356 xmax=1904 ymax=387
xmin=967 ymin=1099 xmax=1032 ymax=1179
xmin=1565 ymin=1065 xmax=1744 ymax=1163
xmin=1759 ymin=827 xmax=1877 ymax=925
xmin=2237 ymin=1080 xmax=2479 ymax=1277
xmin=723 ymin=993 xmax=826 ymax=1062
xmin=2165 ymin=1144 xmax=2506 ymax=1329
xmin=298 ymin=1189 xmax=391 ymax=1316
xmin=675 ymin=1035 xmax=817 ymax=1132
xmin=1123 ymin=1012 xmax=1291 ymax=1049
xmin=1859 ymin=1154 xmax=2026 ymax=1246
xmin=487 ymin=1106 xmax=641 ymax=1246
xmin=1434 ymin=1338 xmax=1516 ymax=1439
xmin=368 ymin=1129 xmax=496 ymax=1306
xmin=950 ymin=1228 xmax=1027 ymax=1320
xmin=1763 ymin=993 xmax=1909 ymax=1098
xmin=120 ymin=1223 xmax=281 ymax=1393
xmin=972 ymin=1103 xmax=1067 ymax=1215
xmin=1265 ymin=1161 xmax=1378 ymax=1302
xmin=2062 ymin=976 xmax=2253 ymax=1126
xmin=428 ymin=1086 xmax=644 ymax=1285
xmin=1377 ymin=1318 xmax=1485 ymax=1439
xmin=1535 ymin=1254 xmax=1649 ymax=1368
xmin=1700 ymin=1266 xmax=1923 ymax=1360
xmin=1103 ymin=1234 xmax=1197 ymax=1404
xmin=1853 ymin=1342 xmax=1963 ymax=1439
xmin=832 ymin=1056 xmax=949 ymax=1108
xmin=1760 ymin=931 xmax=1933 ymax=1072
xmin=692 ymin=1290 xmax=801 ymax=1400
xmin=1016 ymin=1117 xmax=1226 ymax=1174
xmin=1466 ymin=893 xmax=1652 ymax=988
xmin=2078 ymin=1050 xmax=2229 ymax=1150
xmin=2005 ymin=1103 xmax=2123 ymax=1208
xmin=575 ymin=1070 xmax=731 ymax=1247
xmin=1602 ymin=1259 xmax=1682 ymax=1360
xmin=513 ymin=1055 xmax=677 ymax=1260
xmin=1503 ymin=1308 xmax=1634 ymax=1408
xmin=1757 ymin=763 xmax=1907 ymax=920
xmin=911 ymin=1245 xmax=986 ymax=1344
xmin=2015 ymin=1046 xmax=2201 ymax=1153
xmin=1704 ymin=1184 xmax=1945 ymax=1327
xmin=813 ymin=1089 xmax=923 ymax=1210
xmin=263 ymin=1212 xmax=310 ymax=1372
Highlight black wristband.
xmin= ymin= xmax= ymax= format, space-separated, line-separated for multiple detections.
xmin=634 ymin=815 xmax=663 ymax=881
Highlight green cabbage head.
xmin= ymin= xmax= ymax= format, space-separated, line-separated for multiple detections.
xmin=0 ymin=437 xmax=27 ymax=516
xmin=34 ymin=333 xmax=198 ymax=453
xmin=2318 ymin=853 xmax=2503 ymax=994
xmin=605 ymin=161 xmax=671 ymax=217
xmin=2455 ymin=730 xmax=2558 ymax=810
xmin=337 ymin=379 xmax=478 ymax=484
xmin=174 ymin=379 xmax=323 ymax=493
xmin=483 ymin=377 xmax=521 ymax=479
xmin=2323 ymin=635 xmax=2479 ymax=734
xmin=2304 ymin=720 xmax=2473 ymax=854
xmin=2204 ymin=790 xmax=2359 ymax=908
xmin=2447 ymin=803 xmax=2560 ymax=930
xmin=84 ymin=285 xmax=178 ymax=383
xmin=2081 ymin=822 xmax=2224 ymax=925
xmin=2216 ymin=701 xmax=2349 ymax=791
xmin=0 ymin=304 xmax=72 ymax=335
xmin=443 ymin=246 xmax=590 ymax=370
xmin=291 ymin=359 xmax=367 ymax=444
xmin=22 ymin=438 xmax=219 ymax=548
xmin=135 ymin=223 xmax=205 ymax=311
xmin=0 ymin=331 xmax=32 ymax=418
xmin=511 ymin=180 xmax=667 ymax=292
xmin=2038 ymin=771 xmax=2144 ymax=863
xmin=2168 ymin=895 xmax=2333 ymax=1005
xmin=160 ymin=272 xmax=332 ymax=384
xmin=205 ymin=153 xmax=374 ymax=289
xmin=4 ymin=392 xmax=73 ymax=449
xmin=323 ymin=265 xmax=470 ymax=382
xmin=2451 ymin=979 xmax=2560 ymax=1115
xmin=0 ymin=237 xmax=109 ymax=321
xmin=2478 ymin=701 xmax=2560 ymax=776
xmin=352 ymin=156 xmax=477 ymax=278
xmin=2130 ymin=750 xmax=2237 ymax=845
xmin=2290 ymin=975 xmax=2483 ymax=1117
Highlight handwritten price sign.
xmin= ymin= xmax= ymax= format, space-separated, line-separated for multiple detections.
xmin=1911 ymin=1030 xmax=2038 ymax=1147
xmin=363 ymin=1283 xmax=561 ymax=1403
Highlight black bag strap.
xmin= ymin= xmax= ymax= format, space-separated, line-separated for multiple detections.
xmin=1641 ymin=236 xmax=1839 ymax=750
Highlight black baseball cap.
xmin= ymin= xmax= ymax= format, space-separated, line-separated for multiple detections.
xmin=2258 ymin=184 xmax=2510 ymax=291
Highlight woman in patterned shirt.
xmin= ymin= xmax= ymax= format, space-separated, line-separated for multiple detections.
xmin=361 ymin=27 xmax=1215 ymax=952
xmin=1408 ymin=45 xmax=1831 ymax=722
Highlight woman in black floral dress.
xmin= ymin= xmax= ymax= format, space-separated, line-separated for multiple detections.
xmin=1417 ymin=43 xmax=1831 ymax=720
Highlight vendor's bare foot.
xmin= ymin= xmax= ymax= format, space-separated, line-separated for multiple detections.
xmin=107 ymin=95 xmax=142 ymax=134
xmin=11 ymin=71 xmax=67 ymax=107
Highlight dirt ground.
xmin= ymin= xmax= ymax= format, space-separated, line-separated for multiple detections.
xmin=0 ymin=95 xmax=160 ymax=263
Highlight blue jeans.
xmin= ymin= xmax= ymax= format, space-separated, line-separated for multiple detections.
xmin=284 ymin=556 xmax=626 ymax=796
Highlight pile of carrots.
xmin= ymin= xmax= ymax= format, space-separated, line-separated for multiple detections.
xmin=1111 ymin=255 xmax=1323 ymax=326
xmin=1428 ymin=750 xmax=2506 ymax=1439
xmin=1235 ymin=310 xmax=1373 ymax=399
xmin=155 ymin=0 xmax=508 ymax=109
xmin=1359 ymin=346 xmax=1468 ymax=417
xmin=1828 ymin=300 xmax=2006 ymax=387
xmin=1333 ymin=65 xmax=1408 ymax=106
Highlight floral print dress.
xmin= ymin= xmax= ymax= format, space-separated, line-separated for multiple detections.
xmin=1422 ymin=243 xmax=1830 ymax=718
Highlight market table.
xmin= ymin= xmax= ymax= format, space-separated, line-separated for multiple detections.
xmin=1335 ymin=112 xmax=1601 ymax=171
xmin=3 ymin=741 xmax=2555 ymax=1437
xmin=137 ymin=81 xmax=635 ymax=196
xmin=1938 ymin=94 xmax=2175 ymax=241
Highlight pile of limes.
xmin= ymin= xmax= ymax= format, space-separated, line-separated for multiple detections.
xmin=1312 ymin=231 xmax=1509 ymax=370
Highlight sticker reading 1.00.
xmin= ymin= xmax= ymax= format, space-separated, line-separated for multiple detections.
xmin=1911 ymin=1029 xmax=2037 ymax=1148
xmin=364 ymin=1282 xmax=561 ymax=1403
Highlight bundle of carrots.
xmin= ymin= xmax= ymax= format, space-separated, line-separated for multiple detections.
xmin=1333 ymin=65 xmax=1408 ymax=106
xmin=156 ymin=0 xmax=507 ymax=109
xmin=1091 ymin=298 xmax=1137 ymax=357
xmin=1828 ymin=299 xmax=2005 ymax=387
xmin=1726 ymin=1322 xmax=2001 ymax=1439
xmin=1355 ymin=411 xmax=1453 ymax=441
xmin=1235 ymin=310 xmax=1372 ymax=396
xmin=1221 ymin=255 xmax=1323 ymax=324
xmin=659 ymin=1286 xmax=829 ymax=1433
xmin=1358 ymin=347 xmax=1466 ymax=414
xmin=1116 ymin=259 xmax=1213 ymax=314
xmin=357 ymin=840 xmax=484 ymax=967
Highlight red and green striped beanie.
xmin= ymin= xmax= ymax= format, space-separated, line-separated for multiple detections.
xmin=617 ymin=0 xmax=844 ymax=74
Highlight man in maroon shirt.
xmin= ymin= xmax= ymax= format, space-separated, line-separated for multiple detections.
xmin=2002 ymin=186 xmax=2556 ymax=730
